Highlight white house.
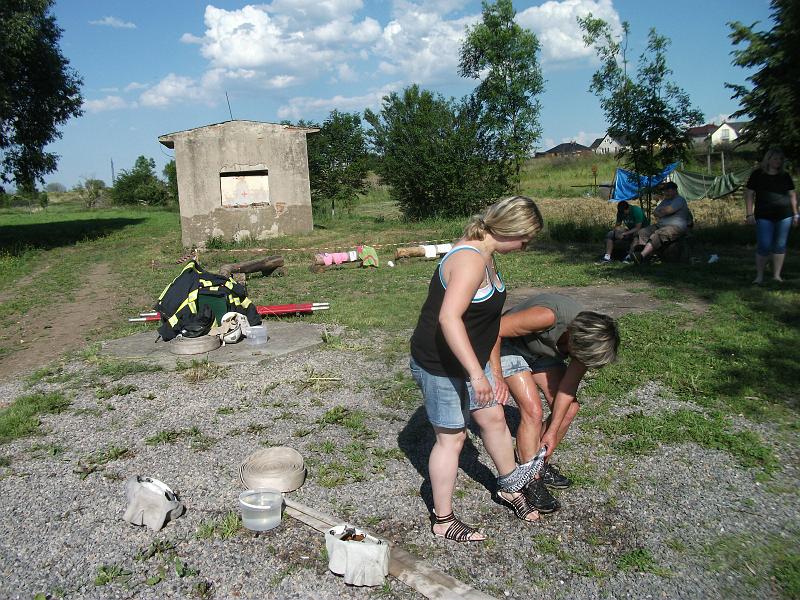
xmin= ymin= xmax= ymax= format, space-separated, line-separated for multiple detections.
xmin=593 ymin=134 xmax=626 ymax=155
xmin=710 ymin=122 xmax=748 ymax=146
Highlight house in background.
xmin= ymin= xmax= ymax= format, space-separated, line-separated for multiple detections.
xmin=592 ymin=134 xmax=626 ymax=155
xmin=541 ymin=141 xmax=592 ymax=157
xmin=158 ymin=120 xmax=318 ymax=248
xmin=686 ymin=123 xmax=718 ymax=147
xmin=710 ymin=121 xmax=749 ymax=147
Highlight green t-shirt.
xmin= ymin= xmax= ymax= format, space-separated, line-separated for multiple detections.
xmin=616 ymin=204 xmax=649 ymax=229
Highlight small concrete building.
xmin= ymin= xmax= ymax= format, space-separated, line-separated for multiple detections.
xmin=593 ymin=134 xmax=626 ymax=155
xmin=710 ymin=121 xmax=748 ymax=147
xmin=159 ymin=120 xmax=318 ymax=248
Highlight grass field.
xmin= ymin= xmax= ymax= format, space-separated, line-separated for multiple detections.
xmin=1 ymin=164 xmax=798 ymax=597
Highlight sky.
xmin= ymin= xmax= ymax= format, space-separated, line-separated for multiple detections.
xmin=44 ymin=0 xmax=774 ymax=188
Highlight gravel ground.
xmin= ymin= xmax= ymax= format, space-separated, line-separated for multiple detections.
xmin=0 ymin=327 xmax=797 ymax=599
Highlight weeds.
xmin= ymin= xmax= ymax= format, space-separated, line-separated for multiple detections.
xmin=0 ymin=391 xmax=70 ymax=443
xmin=617 ymin=548 xmax=670 ymax=576
xmin=295 ymin=365 xmax=341 ymax=393
xmin=196 ymin=511 xmax=242 ymax=540
xmin=146 ymin=427 xmax=216 ymax=450
xmin=97 ymin=360 xmax=162 ymax=381
xmin=74 ymin=445 xmax=131 ymax=479
xmin=94 ymin=564 xmax=132 ymax=586
xmin=96 ymin=384 xmax=137 ymax=399
xmin=591 ymin=409 xmax=778 ymax=473
xmin=176 ymin=358 xmax=224 ymax=383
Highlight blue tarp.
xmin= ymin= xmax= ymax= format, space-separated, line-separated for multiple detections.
xmin=611 ymin=162 xmax=679 ymax=201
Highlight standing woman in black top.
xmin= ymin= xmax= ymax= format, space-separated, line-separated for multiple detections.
xmin=744 ymin=147 xmax=799 ymax=283
xmin=409 ymin=196 xmax=544 ymax=542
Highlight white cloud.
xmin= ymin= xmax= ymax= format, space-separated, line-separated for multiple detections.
xmin=517 ymin=0 xmax=622 ymax=63
xmin=263 ymin=0 xmax=365 ymax=26
xmin=124 ymin=81 xmax=147 ymax=92
xmin=89 ymin=16 xmax=136 ymax=29
xmin=335 ymin=63 xmax=358 ymax=82
xmin=277 ymin=83 xmax=400 ymax=120
xmin=710 ymin=113 xmax=733 ymax=124
xmin=84 ymin=95 xmax=133 ymax=112
xmin=562 ymin=130 xmax=604 ymax=146
xmin=100 ymin=87 xmax=119 ymax=93
xmin=180 ymin=33 xmax=203 ymax=44
xmin=372 ymin=2 xmax=477 ymax=84
xmin=267 ymin=75 xmax=298 ymax=88
xmin=139 ymin=74 xmax=213 ymax=108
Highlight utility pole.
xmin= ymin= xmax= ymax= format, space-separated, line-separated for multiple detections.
xmin=110 ymin=158 xmax=115 ymax=185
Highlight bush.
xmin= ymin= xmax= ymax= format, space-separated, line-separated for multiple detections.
xmin=365 ymin=85 xmax=509 ymax=220
xmin=74 ymin=178 xmax=107 ymax=208
xmin=112 ymin=156 xmax=168 ymax=206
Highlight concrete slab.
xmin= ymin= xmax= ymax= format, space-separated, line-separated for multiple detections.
xmin=100 ymin=321 xmax=323 ymax=370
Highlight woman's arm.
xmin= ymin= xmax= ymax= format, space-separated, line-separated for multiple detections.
xmin=540 ymin=359 xmax=588 ymax=457
xmin=744 ymin=188 xmax=755 ymax=224
xmin=790 ymin=190 xmax=798 ymax=227
xmin=438 ymin=250 xmax=493 ymax=402
xmin=489 ymin=336 xmax=509 ymax=405
xmin=499 ymin=306 xmax=556 ymax=338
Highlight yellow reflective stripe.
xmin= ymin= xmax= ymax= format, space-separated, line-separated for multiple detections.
xmin=158 ymin=261 xmax=198 ymax=301
xmin=168 ymin=314 xmax=179 ymax=326
xmin=241 ymin=297 xmax=252 ymax=308
xmin=225 ymin=281 xmax=234 ymax=289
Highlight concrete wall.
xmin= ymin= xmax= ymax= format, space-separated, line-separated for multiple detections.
xmin=160 ymin=121 xmax=314 ymax=248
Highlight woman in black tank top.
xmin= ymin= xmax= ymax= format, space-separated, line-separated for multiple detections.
xmin=408 ymin=196 xmax=545 ymax=542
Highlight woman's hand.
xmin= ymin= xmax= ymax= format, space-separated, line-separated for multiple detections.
xmin=793 ymin=214 xmax=799 ymax=228
xmin=492 ymin=371 xmax=509 ymax=405
xmin=469 ymin=374 xmax=494 ymax=406
xmin=745 ymin=214 xmax=756 ymax=226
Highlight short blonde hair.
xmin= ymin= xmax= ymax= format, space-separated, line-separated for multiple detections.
xmin=568 ymin=311 xmax=619 ymax=369
xmin=463 ymin=195 xmax=544 ymax=241
xmin=760 ymin=147 xmax=785 ymax=172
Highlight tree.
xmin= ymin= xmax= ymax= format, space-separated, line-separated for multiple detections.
xmin=45 ymin=182 xmax=66 ymax=193
xmin=459 ymin=0 xmax=544 ymax=182
xmin=163 ymin=160 xmax=178 ymax=203
xmin=0 ymin=0 xmax=83 ymax=188
xmin=74 ymin=178 xmax=106 ymax=208
xmin=365 ymin=84 xmax=508 ymax=220
xmin=111 ymin=156 xmax=168 ymax=206
xmin=579 ymin=16 xmax=703 ymax=216
xmin=727 ymin=0 xmax=800 ymax=161
xmin=306 ymin=110 xmax=368 ymax=217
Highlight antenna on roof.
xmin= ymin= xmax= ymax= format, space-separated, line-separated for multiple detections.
xmin=225 ymin=91 xmax=234 ymax=121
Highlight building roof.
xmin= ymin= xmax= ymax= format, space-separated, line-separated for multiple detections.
xmin=158 ymin=119 xmax=319 ymax=148
xmin=590 ymin=137 xmax=604 ymax=149
xmin=687 ymin=124 xmax=717 ymax=138
xmin=545 ymin=142 xmax=591 ymax=154
xmin=715 ymin=121 xmax=749 ymax=134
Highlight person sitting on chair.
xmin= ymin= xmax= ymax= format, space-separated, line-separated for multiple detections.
xmin=632 ymin=182 xmax=691 ymax=263
xmin=598 ymin=200 xmax=649 ymax=263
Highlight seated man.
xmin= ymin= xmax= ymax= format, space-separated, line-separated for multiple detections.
xmin=598 ymin=200 xmax=649 ymax=263
xmin=632 ymin=181 xmax=691 ymax=263
xmin=493 ymin=293 xmax=619 ymax=513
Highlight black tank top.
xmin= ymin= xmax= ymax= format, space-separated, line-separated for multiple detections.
xmin=410 ymin=246 xmax=507 ymax=377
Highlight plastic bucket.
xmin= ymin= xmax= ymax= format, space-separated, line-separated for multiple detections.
xmin=238 ymin=489 xmax=282 ymax=531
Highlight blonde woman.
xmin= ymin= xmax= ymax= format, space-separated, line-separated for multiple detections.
xmin=409 ymin=196 xmax=544 ymax=542
xmin=744 ymin=148 xmax=799 ymax=283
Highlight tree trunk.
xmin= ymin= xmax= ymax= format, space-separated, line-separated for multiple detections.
xmin=218 ymin=256 xmax=284 ymax=278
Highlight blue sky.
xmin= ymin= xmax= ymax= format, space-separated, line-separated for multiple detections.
xmin=46 ymin=0 xmax=773 ymax=188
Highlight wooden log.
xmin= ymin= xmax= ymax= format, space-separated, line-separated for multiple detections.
xmin=218 ymin=255 xmax=284 ymax=278
xmin=395 ymin=246 xmax=425 ymax=259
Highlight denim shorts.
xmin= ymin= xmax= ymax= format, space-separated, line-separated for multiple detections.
xmin=500 ymin=341 xmax=565 ymax=377
xmin=409 ymin=357 xmax=498 ymax=429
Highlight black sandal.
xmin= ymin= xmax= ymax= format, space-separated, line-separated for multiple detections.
xmin=496 ymin=491 xmax=539 ymax=522
xmin=431 ymin=511 xmax=485 ymax=542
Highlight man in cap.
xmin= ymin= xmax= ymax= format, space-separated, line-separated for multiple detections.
xmin=632 ymin=181 xmax=692 ymax=263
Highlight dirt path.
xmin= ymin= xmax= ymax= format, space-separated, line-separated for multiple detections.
xmin=0 ymin=262 xmax=117 ymax=386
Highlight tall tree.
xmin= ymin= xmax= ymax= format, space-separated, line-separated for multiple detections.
xmin=727 ymin=0 xmax=800 ymax=161
xmin=0 ymin=0 xmax=83 ymax=188
xmin=306 ymin=110 xmax=368 ymax=217
xmin=365 ymin=84 xmax=507 ymax=220
xmin=459 ymin=0 xmax=544 ymax=182
xmin=579 ymin=16 xmax=703 ymax=216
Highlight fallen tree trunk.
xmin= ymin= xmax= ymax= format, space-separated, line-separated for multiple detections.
xmin=219 ymin=255 xmax=284 ymax=278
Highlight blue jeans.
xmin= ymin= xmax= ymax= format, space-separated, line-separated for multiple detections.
xmin=756 ymin=217 xmax=793 ymax=256
xmin=409 ymin=358 xmax=497 ymax=429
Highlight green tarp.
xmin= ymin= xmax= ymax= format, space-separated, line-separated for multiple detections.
xmin=671 ymin=166 xmax=752 ymax=201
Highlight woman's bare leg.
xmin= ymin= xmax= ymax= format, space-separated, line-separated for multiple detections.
xmin=505 ymin=372 xmax=543 ymax=462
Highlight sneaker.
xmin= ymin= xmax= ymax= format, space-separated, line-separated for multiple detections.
xmin=622 ymin=254 xmax=632 ymax=264
xmin=522 ymin=478 xmax=560 ymax=514
xmin=595 ymin=255 xmax=612 ymax=265
xmin=541 ymin=463 xmax=572 ymax=489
